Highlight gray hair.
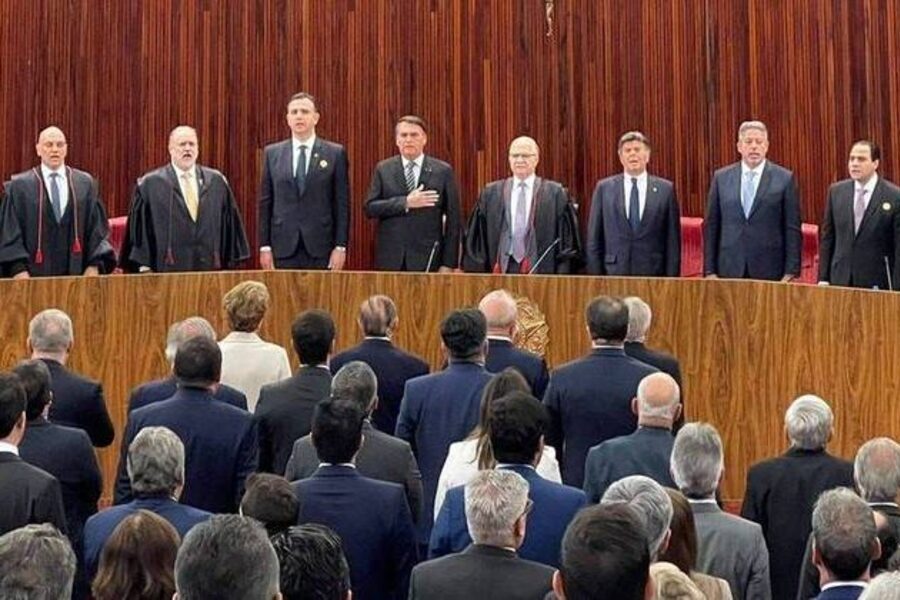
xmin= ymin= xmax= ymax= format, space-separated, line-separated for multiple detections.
xmin=737 ymin=120 xmax=768 ymax=140
xmin=479 ymin=290 xmax=518 ymax=330
xmin=812 ymin=487 xmax=876 ymax=580
xmin=127 ymin=426 xmax=185 ymax=495
xmin=854 ymin=438 xmax=900 ymax=503
xmin=331 ymin=361 xmax=378 ymax=413
xmin=785 ymin=394 xmax=833 ymax=450
xmin=860 ymin=571 xmax=900 ymax=600
xmin=637 ymin=372 xmax=680 ymax=419
xmin=601 ymin=475 xmax=673 ymax=559
xmin=671 ymin=423 xmax=723 ymax=499
xmin=0 ymin=524 xmax=76 ymax=600
xmin=623 ymin=297 xmax=652 ymax=342
xmin=28 ymin=309 xmax=73 ymax=353
xmin=165 ymin=317 xmax=217 ymax=364
xmin=464 ymin=470 xmax=529 ymax=547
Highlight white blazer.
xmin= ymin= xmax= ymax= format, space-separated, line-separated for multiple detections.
xmin=219 ymin=331 xmax=291 ymax=412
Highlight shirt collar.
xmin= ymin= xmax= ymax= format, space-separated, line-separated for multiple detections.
xmin=40 ymin=163 xmax=66 ymax=179
xmin=318 ymin=462 xmax=356 ymax=469
xmin=821 ymin=581 xmax=867 ymax=591
xmin=294 ymin=134 xmax=317 ymax=152
xmin=687 ymin=498 xmax=718 ymax=505
xmin=741 ymin=159 xmax=766 ymax=177
xmin=623 ymin=171 xmax=648 ymax=184
xmin=171 ymin=162 xmax=197 ymax=180
xmin=487 ymin=335 xmax=513 ymax=342
xmin=514 ymin=173 xmax=536 ymax=189
xmin=363 ymin=336 xmax=391 ymax=342
xmin=856 ymin=174 xmax=879 ymax=196
xmin=497 ymin=463 xmax=535 ymax=471
xmin=0 ymin=441 xmax=19 ymax=456
xmin=402 ymin=154 xmax=424 ymax=169
xmin=300 ymin=364 xmax=331 ymax=372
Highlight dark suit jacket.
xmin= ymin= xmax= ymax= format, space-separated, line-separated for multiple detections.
xmin=294 ymin=465 xmax=416 ymax=600
xmin=42 ymin=358 xmax=115 ymax=448
xmin=814 ymin=585 xmax=866 ymax=600
xmin=255 ymin=366 xmax=332 ymax=475
xmin=486 ymin=338 xmax=550 ymax=399
xmin=586 ymin=174 xmax=681 ymax=276
xmin=819 ymin=177 xmax=900 ymax=289
xmin=284 ymin=420 xmax=423 ymax=524
xmin=430 ymin=464 xmax=586 ymax=568
xmin=704 ymin=160 xmax=802 ymax=279
xmin=624 ymin=341 xmax=685 ymax=428
xmin=114 ymin=387 xmax=258 ymax=513
xmin=582 ymin=426 xmax=676 ymax=503
xmin=0 ymin=452 xmax=67 ymax=535
xmin=411 ymin=544 xmax=554 ymax=600
xmin=128 ymin=376 xmax=248 ymax=412
xmin=258 ymin=137 xmax=350 ymax=259
xmin=365 ymin=155 xmax=461 ymax=270
xmin=329 ymin=338 xmax=429 ymax=435
xmin=543 ymin=347 xmax=658 ymax=488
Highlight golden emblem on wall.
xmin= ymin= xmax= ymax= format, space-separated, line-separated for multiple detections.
xmin=513 ymin=294 xmax=549 ymax=357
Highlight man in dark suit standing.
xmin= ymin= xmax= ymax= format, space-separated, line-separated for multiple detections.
xmin=259 ymin=92 xmax=349 ymax=271
xmin=543 ymin=296 xmax=658 ymax=488
xmin=704 ymin=120 xmax=802 ymax=281
xmin=256 ymin=309 xmax=334 ymax=475
xmin=819 ymin=140 xmax=900 ymax=290
xmin=366 ymin=115 xmax=460 ymax=272
xmin=28 ymin=309 xmax=114 ymax=448
xmin=479 ymin=289 xmax=549 ymax=398
xmin=586 ymin=131 xmax=681 ymax=277
xmin=294 ymin=399 xmax=416 ymax=600
xmin=330 ymin=295 xmax=428 ymax=434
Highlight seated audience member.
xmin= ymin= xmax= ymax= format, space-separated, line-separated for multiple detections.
xmin=330 ymin=294 xmax=429 ymax=434
xmin=479 ymin=289 xmax=549 ymax=397
xmin=174 ymin=514 xmax=281 ymax=600
xmin=434 ymin=368 xmax=560 ymax=517
xmin=860 ymin=571 xmax=900 ymax=600
xmin=28 ymin=308 xmax=114 ymax=447
xmin=293 ymin=399 xmax=416 ymax=600
xmin=128 ymin=317 xmax=248 ymax=412
xmin=741 ymin=394 xmax=853 ymax=600
xmin=240 ymin=473 xmax=299 ymax=536
xmin=283 ymin=361 xmax=422 ymax=524
xmin=270 ymin=524 xmax=351 ymax=600
xmin=551 ymin=502 xmax=654 ymax=600
xmin=219 ymin=281 xmax=291 ymax=412
xmin=431 ymin=391 xmax=584 ymax=567
xmin=601 ymin=475 xmax=674 ymax=562
xmin=115 ymin=337 xmax=257 ymax=513
xmin=0 ymin=372 xmax=66 ymax=535
xmin=671 ymin=422 xmax=771 ymax=599
xmin=583 ymin=372 xmax=680 ymax=503
xmin=0 ymin=523 xmax=76 ymax=599
xmin=85 ymin=427 xmax=210 ymax=579
xmin=256 ymin=309 xmax=335 ymax=475
xmin=412 ymin=470 xmax=554 ymax=600
xmin=91 ymin=509 xmax=179 ymax=600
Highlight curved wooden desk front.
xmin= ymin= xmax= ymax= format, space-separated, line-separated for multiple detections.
xmin=2 ymin=271 xmax=896 ymax=504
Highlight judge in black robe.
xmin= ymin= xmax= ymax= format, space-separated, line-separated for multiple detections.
xmin=121 ymin=126 xmax=250 ymax=273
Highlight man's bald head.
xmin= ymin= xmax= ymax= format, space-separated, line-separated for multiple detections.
xmin=35 ymin=126 xmax=68 ymax=170
xmin=478 ymin=290 xmax=518 ymax=335
xmin=635 ymin=372 xmax=681 ymax=427
xmin=855 ymin=438 xmax=900 ymax=503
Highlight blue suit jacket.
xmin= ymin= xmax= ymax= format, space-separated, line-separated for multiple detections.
xmin=42 ymin=358 xmax=115 ymax=448
xmin=543 ymin=347 xmax=658 ymax=488
xmin=582 ymin=426 xmax=676 ymax=503
xmin=704 ymin=160 xmax=802 ymax=279
xmin=395 ymin=362 xmax=493 ymax=542
xmin=114 ymin=388 xmax=258 ymax=513
xmin=429 ymin=464 xmax=585 ymax=567
xmin=815 ymin=585 xmax=866 ymax=600
xmin=331 ymin=338 xmax=429 ymax=435
xmin=293 ymin=465 xmax=416 ymax=600
xmin=485 ymin=338 xmax=549 ymax=399
xmin=128 ymin=376 xmax=247 ymax=412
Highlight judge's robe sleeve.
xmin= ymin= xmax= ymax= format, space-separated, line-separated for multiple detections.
xmin=218 ymin=181 xmax=250 ymax=268
xmin=462 ymin=192 xmax=492 ymax=273
xmin=82 ymin=179 xmax=117 ymax=273
xmin=0 ymin=183 xmax=33 ymax=276
xmin=554 ymin=189 xmax=583 ymax=274
xmin=121 ymin=181 xmax=158 ymax=272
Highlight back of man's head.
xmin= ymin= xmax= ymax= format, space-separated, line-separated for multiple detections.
xmin=478 ymin=290 xmax=518 ymax=332
xmin=601 ymin=475 xmax=673 ymax=560
xmin=358 ymin=295 xmax=397 ymax=337
xmin=311 ymin=399 xmax=364 ymax=464
xmin=175 ymin=515 xmax=280 ymax=600
xmin=556 ymin=503 xmax=651 ymax=600
xmin=270 ymin=524 xmax=350 ymax=600
xmin=127 ymin=426 xmax=185 ymax=496
xmin=0 ymin=524 xmax=76 ymax=600
xmin=812 ymin=487 xmax=878 ymax=582
xmin=165 ymin=317 xmax=217 ymax=364
xmin=785 ymin=394 xmax=834 ymax=450
xmin=0 ymin=372 xmax=26 ymax=440
xmin=464 ymin=470 xmax=529 ymax=548
xmin=291 ymin=310 xmax=335 ymax=365
xmin=28 ymin=309 xmax=73 ymax=355
xmin=635 ymin=373 xmax=680 ymax=426
xmin=241 ymin=473 xmax=299 ymax=536
xmin=331 ymin=361 xmax=378 ymax=414
xmin=670 ymin=422 xmax=723 ymax=499
xmin=585 ymin=296 xmax=629 ymax=343
xmin=489 ymin=392 xmax=547 ymax=465
xmin=854 ymin=438 xmax=900 ymax=503
xmin=174 ymin=336 xmax=222 ymax=388
xmin=441 ymin=308 xmax=487 ymax=361
xmin=12 ymin=359 xmax=52 ymax=421
xmin=623 ymin=297 xmax=652 ymax=343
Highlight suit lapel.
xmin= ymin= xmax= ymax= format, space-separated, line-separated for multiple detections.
xmin=637 ymin=176 xmax=663 ymax=235
xmin=857 ymin=178 xmax=885 ymax=237
xmin=747 ymin=162 xmax=772 ymax=219
xmin=391 ymin=156 xmax=408 ymax=192
xmin=302 ymin=139 xmax=325 ymax=195
xmin=164 ymin=164 xmax=184 ymax=200
xmin=418 ymin=155 xmax=433 ymax=190
xmin=612 ymin=175 xmax=630 ymax=233
xmin=278 ymin=140 xmax=294 ymax=186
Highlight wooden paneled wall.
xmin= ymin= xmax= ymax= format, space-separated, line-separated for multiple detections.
xmin=3 ymin=1 xmax=900 ymax=269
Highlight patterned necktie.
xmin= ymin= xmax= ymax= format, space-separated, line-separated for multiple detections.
xmin=295 ymin=145 xmax=307 ymax=196
xmin=628 ymin=177 xmax=640 ymax=231
xmin=512 ymin=181 xmax=528 ymax=262
xmin=854 ymin=188 xmax=868 ymax=233
xmin=49 ymin=173 xmax=63 ymax=221
xmin=405 ymin=161 xmax=416 ymax=192
xmin=182 ymin=172 xmax=199 ymax=221
xmin=742 ymin=171 xmax=757 ymax=217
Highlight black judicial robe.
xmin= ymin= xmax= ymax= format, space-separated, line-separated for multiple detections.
xmin=0 ymin=168 xmax=116 ymax=277
xmin=122 ymin=164 xmax=250 ymax=273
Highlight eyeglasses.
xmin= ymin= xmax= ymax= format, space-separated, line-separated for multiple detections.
xmin=509 ymin=153 xmax=536 ymax=159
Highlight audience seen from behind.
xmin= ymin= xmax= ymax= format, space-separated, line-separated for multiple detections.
xmin=0 ymin=523 xmax=76 ymax=600
xmin=240 ymin=473 xmax=299 ymax=537
xmin=270 ymin=523 xmax=351 ymax=600
xmin=860 ymin=571 xmax=900 ymax=600
xmin=601 ymin=475 xmax=673 ymax=561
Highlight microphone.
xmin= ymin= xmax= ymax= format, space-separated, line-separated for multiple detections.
xmin=885 ymin=256 xmax=894 ymax=291
xmin=528 ymin=238 xmax=561 ymax=275
xmin=425 ymin=240 xmax=441 ymax=273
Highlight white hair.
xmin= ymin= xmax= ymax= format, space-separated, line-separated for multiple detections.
xmin=28 ymin=309 xmax=73 ymax=353
xmin=464 ymin=470 xmax=529 ymax=547
xmin=784 ymin=394 xmax=833 ymax=450
xmin=164 ymin=317 xmax=217 ymax=364
xmin=854 ymin=438 xmax=900 ymax=503
xmin=637 ymin=372 xmax=680 ymax=419
xmin=737 ymin=120 xmax=768 ymax=140
xmin=478 ymin=290 xmax=518 ymax=330
xmin=601 ymin=475 xmax=673 ymax=560
xmin=671 ymin=423 xmax=723 ymax=499
xmin=623 ymin=297 xmax=652 ymax=342
xmin=861 ymin=572 xmax=900 ymax=600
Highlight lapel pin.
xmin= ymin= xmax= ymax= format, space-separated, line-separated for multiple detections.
xmin=883 ymin=202 xmax=892 ymax=212
xmin=319 ymin=159 xmax=328 ymax=169
xmin=652 ymin=186 xmax=658 ymax=193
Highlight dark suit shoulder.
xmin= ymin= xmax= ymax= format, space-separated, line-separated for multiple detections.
xmin=263 ymin=139 xmax=292 ymax=155
xmin=597 ymin=174 xmax=623 ymax=188
xmin=877 ymin=177 xmax=900 ymax=199
xmin=316 ymin=138 xmax=346 ymax=154
xmin=198 ymin=164 xmax=227 ymax=181
xmin=423 ymin=155 xmax=454 ymax=172
xmin=763 ymin=160 xmax=794 ymax=178
xmin=648 ymin=174 xmax=675 ymax=189
xmin=373 ymin=156 xmax=401 ymax=171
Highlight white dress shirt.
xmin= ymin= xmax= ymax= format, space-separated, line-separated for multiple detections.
xmin=0 ymin=441 xmax=19 ymax=455
xmin=40 ymin=163 xmax=69 ymax=216
xmin=623 ymin=171 xmax=648 ymax=220
xmin=293 ymin=134 xmax=317 ymax=177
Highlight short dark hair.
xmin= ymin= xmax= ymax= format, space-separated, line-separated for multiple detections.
xmin=585 ymin=296 xmax=629 ymax=342
xmin=852 ymin=140 xmax=881 ymax=162
xmin=396 ymin=115 xmax=428 ymax=134
xmin=270 ymin=524 xmax=351 ymax=600
xmin=241 ymin=474 xmax=299 ymax=536
xmin=173 ymin=336 xmax=222 ymax=388
xmin=0 ymin=372 xmax=26 ymax=438
xmin=440 ymin=309 xmax=487 ymax=360
xmin=489 ymin=392 xmax=548 ymax=464
xmin=288 ymin=92 xmax=318 ymax=112
xmin=291 ymin=310 xmax=335 ymax=365
xmin=12 ymin=360 xmax=52 ymax=421
xmin=559 ymin=503 xmax=650 ymax=600
xmin=311 ymin=400 xmax=364 ymax=464
xmin=618 ymin=131 xmax=651 ymax=151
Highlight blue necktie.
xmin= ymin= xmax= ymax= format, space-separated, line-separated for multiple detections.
xmin=628 ymin=177 xmax=640 ymax=231
xmin=742 ymin=171 xmax=757 ymax=217
xmin=49 ymin=173 xmax=63 ymax=221
xmin=295 ymin=145 xmax=307 ymax=196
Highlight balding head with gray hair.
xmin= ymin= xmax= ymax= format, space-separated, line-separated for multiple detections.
xmin=601 ymin=475 xmax=673 ymax=560
xmin=28 ymin=309 xmax=73 ymax=359
xmin=479 ymin=290 xmax=518 ymax=335
xmin=812 ymin=487 xmax=878 ymax=582
xmin=784 ymin=394 xmax=834 ymax=450
xmin=127 ymin=426 xmax=185 ymax=496
xmin=671 ymin=422 xmax=724 ymax=499
xmin=0 ymin=524 xmax=76 ymax=600
xmin=636 ymin=372 xmax=681 ymax=427
xmin=331 ymin=361 xmax=378 ymax=414
xmin=854 ymin=438 xmax=900 ymax=503
xmin=624 ymin=297 xmax=653 ymax=343
xmin=165 ymin=317 xmax=217 ymax=364
xmin=464 ymin=470 xmax=530 ymax=548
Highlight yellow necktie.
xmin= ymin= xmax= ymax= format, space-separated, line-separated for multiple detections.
xmin=182 ymin=172 xmax=199 ymax=221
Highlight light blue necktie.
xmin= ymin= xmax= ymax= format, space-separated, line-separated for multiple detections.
xmin=742 ymin=171 xmax=757 ymax=218
xmin=512 ymin=182 xmax=528 ymax=262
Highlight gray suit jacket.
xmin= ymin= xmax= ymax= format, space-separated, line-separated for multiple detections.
xmin=692 ymin=501 xmax=771 ymax=600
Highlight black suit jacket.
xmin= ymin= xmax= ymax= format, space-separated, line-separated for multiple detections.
xmin=624 ymin=341 xmax=685 ymax=428
xmin=42 ymin=359 xmax=114 ymax=448
xmin=410 ymin=544 xmax=554 ymax=600
xmin=819 ymin=177 xmax=900 ymax=289
xmin=128 ymin=376 xmax=248 ymax=412
xmin=255 ymin=366 xmax=332 ymax=474
xmin=485 ymin=338 xmax=550 ymax=399
xmin=365 ymin=155 xmax=461 ymax=270
xmin=586 ymin=174 xmax=681 ymax=276
xmin=0 ymin=452 xmax=67 ymax=535
xmin=258 ymin=137 xmax=350 ymax=260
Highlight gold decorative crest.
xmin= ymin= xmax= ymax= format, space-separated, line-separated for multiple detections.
xmin=513 ymin=294 xmax=549 ymax=357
